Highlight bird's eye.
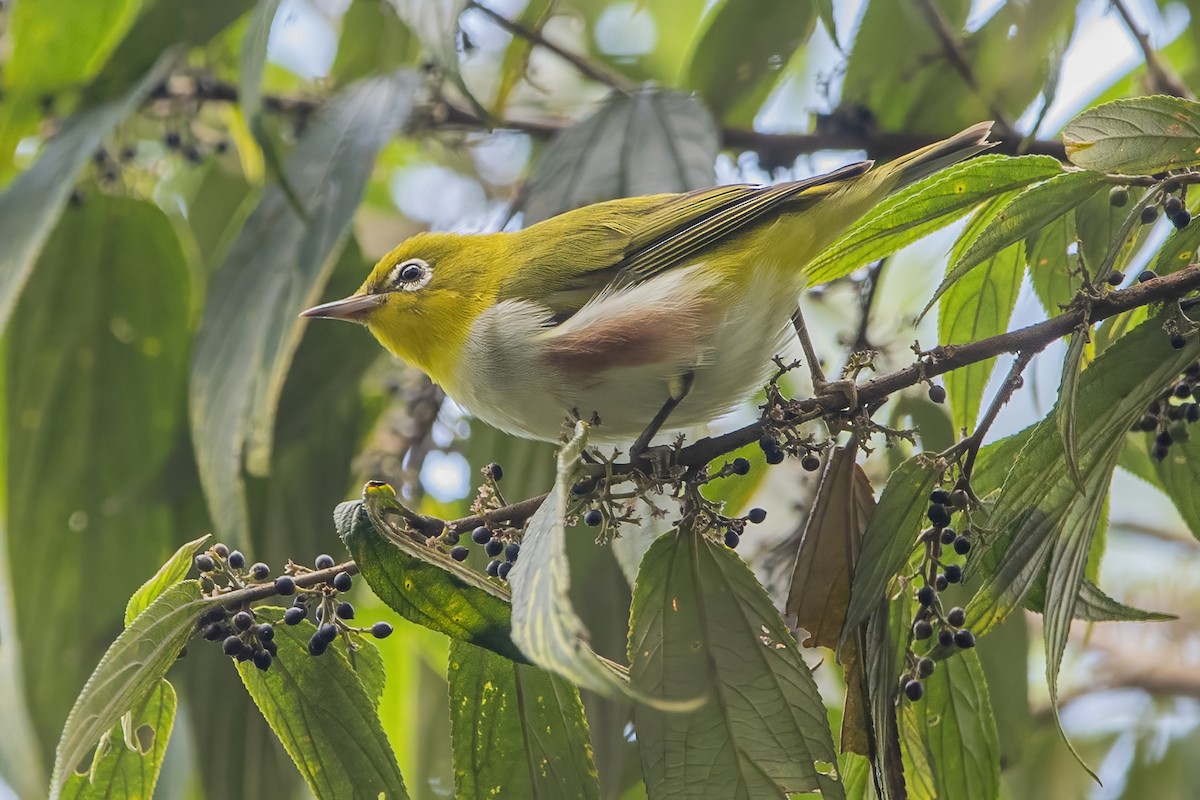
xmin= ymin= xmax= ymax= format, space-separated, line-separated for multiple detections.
xmin=389 ymin=258 xmax=431 ymax=291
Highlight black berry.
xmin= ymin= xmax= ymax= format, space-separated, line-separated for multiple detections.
xmin=1108 ymin=186 xmax=1129 ymax=207
xmin=1105 ymin=269 xmax=1124 ymax=286
xmin=937 ymin=628 xmax=955 ymax=647
xmin=222 ymin=636 xmax=245 ymax=657
xmin=724 ymin=530 xmax=740 ymax=549
xmin=332 ymin=571 xmax=353 ymax=592
xmin=583 ymin=509 xmax=603 ymax=526
xmin=202 ymin=623 xmax=226 ymax=641
xmin=213 ymin=543 xmax=229 ymax=558
xmin=917 ymin=657 xmax=936 ymax=678
xmin=253 ymin=649 xmax=272 ymax=671
xmin=765 ymin=448 xmax=786 ymax=465
xmin=913 ymin=619 xmax=933 ymax=640
xmin=1171 ymin=333 xmax=1188 ymax=349
xmin=904 ymin=679 xmax=925 ymax=701
xmin=164 ymin=131 xmax=181 ymax=149
xmin=336 ymin=602 xmax=355 ymax=620
xmin=486 ymin=462 xmax=503 ymax=481
xmin=800 ymin=454 xmax=820 ymax=471
xmin=1165 ymin=195 xmax=1184 ymax=216
xmin=1137 ymin=413 xmax=1158 ymax=431
xmin=472 ymin=526 xmax=491 ymax=544
xmin=1141 ymin=206 xmax=1159 ymax=225
xmin=498 ymin=562 xmax=513 ymax=580
xmin=940 ymin=527 xmax=956 ymax=545
xmin=308 ymin=635 xmax=328 ymax=656
xmin=250 ymin=562 xmax=270 ymax=580
xmin=486 ymin=559 xmax=501 ymax=576
xmin=1152 ymin=442 xmax=1171 ymax=460
xmin=1137 ymin=269 xmax=1157 ymax=283
xmin=930 ymin=488 xmax=951 ymax=505
xmin=1173 ymin=209 xmax=1192 ymax=230
xmin=1187 ymin=404 xmax=1200 ymax=423
xmin=731 ymin=457 xmax=751 ymax=475
xmin=1156 ymin=430 xmax=1174 ymax=447
xmin=315 ymin=554 xmax=335 ymax=570
xmin=954 ymin=629 xmax=976 ymax=648
xmin=316 ymin=623 xmax=338 ymax=645
xmin=950 ymin=489 xmax=969 ymax=509
xmin=450 ymin=546 xmax=469 ymax=561
xmin=935 ymin=574 xmax=949 ymax=591
xmin=953 ymin=536 xmax=971 ymax=555
xmin=372 ymin=621 xmax=394 ymax=639
xmin=274 ymin=576 xmax=296 ymax=595
xmin=747 ymin=507 xmax=767 ymax=524
xmin=195 ymin=554 xmax=215 ymax=573
xmin=917 ymin=585 xmax=936 ymax=606
xmin=927 ymin=504 xmax=951 ymax=527
xmin=233 ymin=611 xmax=253 ymax=631
xmin=944 ymin=564 xmax=963 ymax=583
xmin=946 ymin=607 xmax=966 ymax=627
xmin=484 ymin=538 xmax=503 ymax=558
xmin=228 ymin=550 xmax=245 ymax=569
xmin=503 ymin=543 xmax=520 ymax=562
xmin=928 ymin=384 xmax=946 ymax=404
xmin=284 ymin=607 xmax=305 ymax=626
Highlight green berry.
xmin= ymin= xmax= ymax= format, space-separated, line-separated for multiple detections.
xmin=747 ymin=507 xmax=767 ymax=524
xmin=372 ymin=621 xmax=394 ymax=639
xmin=1108 ymin=186 xmax=1129 ymax=207
xmin=315 ymin=554 xmax=335 ymax=570
xmin=450 ymin=546 xmax=469 ymax=561
xmin=332 ymin=571 xmax=353 ymax=592
xmin=947 ymin=607 xmax=966 ymax=627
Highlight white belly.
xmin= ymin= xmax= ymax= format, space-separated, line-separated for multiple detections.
xmin=447 ymin=266 xmax=800 ymax=444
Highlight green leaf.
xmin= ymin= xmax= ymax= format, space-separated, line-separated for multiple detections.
xmin=1026 ymin=212 xmax=1078 ymax=317
xmin=236 ymin=609 xmax=408 ymax=799
xmin=340 ymin=486 xmax=526 ymax=663
xmin=924 ymin=170 xmax=1108 ymax=318
xmin=1025 ymin=578 xmax=1174 ymax=622
xmin=966 ymin=313 xmax=1200 ymax=636
xmin=519 ymin=89 xmax=719 ymax=224
xmin=841 ymin=456 xmax=938 ymax=643
xmin=1076 ymin=184 xmax=1152 ymax=279
xmin=0 ymin=58 xmax=173 ymax=335
xmin=124 ymin=535 xmax=210 ymax=626
xmin=448 ymin=641 xmax=600 ymax=799
xmin=1057 ymin=328 xmax=1089 ymax=493
xmin=683 ymin=0 xmax=815 ymax=124
xmin=508 ymin=424 xmax=657 ymax=702
xmin=7 ymin=196 xmax=192 ymax=769
xmin=629 ymin=523 xmax=845 ymax=800
xmin=1153 ymin=211 xmax=1200 ymax=274
xmin=907 ymin=651 xmax=1000 ymax=800
xmin=939 ymin=195 xmax=1025 ymax=432
xmin=189 ymin=72 xmax=415 ymax=544
xmin=1150 ymin=422 xmax=1200 ymax=539
xmin=59 ymin=679 xmax=176 ymax=800
xmin=863 ymin=598 xmax=910 ymax=800
xmin=1063 ymin=96 xmax=1200 ymax=174
xmin=489 ymin=0 xmax=553 ymax=113
xmin=332 ymin=0 xmax=418 ymax=85
xmin=807 ymin=155 xmax=1062 ymax=286
xmin=50 ymin=583 xmax=216 ymax=799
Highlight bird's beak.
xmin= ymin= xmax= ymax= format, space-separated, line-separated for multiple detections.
xmin=299 ymin=293 xmax=380 ymax=322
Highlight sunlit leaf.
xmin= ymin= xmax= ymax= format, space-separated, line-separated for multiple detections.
xmin=50 ymin=583 xmax=216 ymax=800
xmin=683 ymin=0 xmax=815 ymax=124
xmin=237 ymin=608 xmax=408 ymax=798
xmin=125 ymin=535 xmax=210 ymax=626
xmin=1063 ymin=96 xmax=1200 ymax=174
xmin=1152 ymin=212 xmax=1200 ymax=275
xmin=59 ymin=679 xmax=176 ymax=800
xmin=786 ymin=442 xmax=874 ymax=649
xmin=448 ymin=641 xmax=600 ymax=799
xmin=341 ymin=487 xmax=526 ymax=663
xmin=519 ymin=89 xmax=718 ymax=224
xmin=629 ymin=523 xmax=845 ymax=800
xmin=189 ymin=72 xmax=415 ymax=544
xmin=808 ymin=155 xmax=1062 ymax=286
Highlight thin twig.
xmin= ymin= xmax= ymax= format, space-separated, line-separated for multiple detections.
xmin=465 ymin=0 xmax=635 ymax=93
xmin=1110 ymin=0 xmax=1195 ymax=100
xmin=911 ymin=0 xmax=1017 ymax=135
xmin=957 ymin=349 xmax=1038 ymax=481
xmin=851 ymin=259 xmax=886 ymax=352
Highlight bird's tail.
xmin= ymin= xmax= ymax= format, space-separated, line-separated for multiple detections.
xmin=877 ymin=121 xmax=996 ymax=191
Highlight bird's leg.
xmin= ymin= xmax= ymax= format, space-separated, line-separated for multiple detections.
xmin=790 ymin=306 xmax=858 ymax=412
xmin=629 ymin=371 xmax=695 ymax=463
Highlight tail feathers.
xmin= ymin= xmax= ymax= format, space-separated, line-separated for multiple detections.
xmin=886 ymin=121 xmax=996 ymax=190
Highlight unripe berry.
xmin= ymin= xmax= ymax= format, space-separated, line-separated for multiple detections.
xmin=1108 ymin=186 xmax=1129 ymax=207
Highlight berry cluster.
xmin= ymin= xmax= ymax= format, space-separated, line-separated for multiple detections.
xmin=443 ymin=463 xmax=524 ymax=581
xmin=192 ymin=545 xmax=393 ymax=668
xmin=902 ymin=487 xmax=977 ymax=701
xmin=757 ymin=431 xmax=822 ymax=471
xmin=1134 ymin=359 xmax=1200 ymax=460
xmin=1112 ymin=177 xmax=1193 ymax=230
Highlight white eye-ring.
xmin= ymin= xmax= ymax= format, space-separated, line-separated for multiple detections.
xmin=389 ymin=258 xmax=432 ymax=291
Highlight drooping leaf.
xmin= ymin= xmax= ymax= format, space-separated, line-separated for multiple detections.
xmin=448 ymin=641 xmax=600 ymax=799
xmin=786 ymin=442 xmax=874 ymax=649
xmin=841 ymin=456 xmax=937 ymax=644
xmin=7 ymin=197 xmax=192 ymax=770
xmin=1150 ymin=424 xmax=1200 ymax=540
xmin=1026 ymin=212 xmax=1078 ymax=317
xmin=519 ymin=89 xmax=719 ymax=224
xmin=863 ymin=598 xmax=910 ymax=800
xmin=939 ymin=195 xmax=1025 ymax=432
xmin=490 ymin=0 xmax=554 ymax=113
xmin=236 ymin=608 xmax=408 ymax=799
xmin=683 ymin=0 xmax=815 ymax=124
xmin=1024 ymin=578 xmax=1175 ymax=622
xmin=924 ymin=170 xmax=1108 ymax=318
xmin=966 ymin=313 xmax=1200 ymax=636
xmin=59 ymin=679 xmax=176 ymax=800
xmin=189 ymin=72 xmax=415 ymax=544
xmin=340 ymin=486 xmax=526 ymax=663
xmin=50 ymin=583 xmax=216 ymax=800
xmin=125 ymin=535 xmax=210 ymax=626
xmin=906 ymin=651 xmax=1000 ymax=800
xmin=629 ymin=523 xmax=845 ymax=800
xmin=808 ymin=155 xmax=1062 ymax=286
xmin=1063 ymin=96 xmax=1200 ymax=174
xmin=1057 ymin=328 xmax=1090 ymax=493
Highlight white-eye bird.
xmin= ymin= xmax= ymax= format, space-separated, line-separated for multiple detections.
xmin=301 ymin=122 xmax=993 ymax=450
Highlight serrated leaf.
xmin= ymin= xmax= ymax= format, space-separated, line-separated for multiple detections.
xmin=629 ymin=523 xmax=845 ymax=800
xmin=907 ymin=651 xmax=1000 ymax=800
xmin=1155 ymin=215 xmax=1200 ymax=275
xmin=786 ymin=443 xmax=874 ymax=649
xmin=1058 ymin=328 xmax=1089 ymax=493
xmin=940 ymin=195 xmax=1025 ymax=432
xmin=189 ymin=72 xmax=415 ymax=544
xmin=841 ymin=456 xmax=938 ymax=644
xmin=1063 ymin=96 xmax=1200 ymax=174
xmin=236 ymin=608 xmax=407 ymax=799
xmin=924 ymin=170 xmax=1108 ymax=318
xmin=1025 ymin=578 xmax=1175 ymax=622
xmin=1150 ymin=423 xmax=1200 ymax=540
xmin=340 ymin=487 xmax=527 ymax=663
xmin=807 ymin=155 xmax=1062 ymax=286
xmin=124 ymin=536 xmax=210 ymax=626
xmin=1026 ymin=211 xmax=1078 ymax=316
xmin=508 ymin=423 xmax=675 ymax=705
xmin=966 ymin=313 xmax=1200 ymax=636
xmin=683 ymin=0 xmax=815 ymax=124
xmin=448 ymin=641 xmax=600 ymax=799
xmin=519 ymin=89 xmax=718 ymax=224
xmin=59 ymin=679 xmax=175 ymax=800
xmin=864 ymin=598 xmax=910 ymax=800
xmin=50 ymin=583 xmax=216 ymax=799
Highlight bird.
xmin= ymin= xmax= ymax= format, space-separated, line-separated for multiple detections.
xmin=301 ymin=122 xmax=993 ymax=453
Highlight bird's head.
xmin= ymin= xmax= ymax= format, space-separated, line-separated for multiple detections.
xmin=300 ymin=231 xmax=505 ymax=380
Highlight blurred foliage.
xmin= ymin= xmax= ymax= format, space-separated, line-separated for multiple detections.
xmin=4 ymin=1 xmax=1200 ymax=799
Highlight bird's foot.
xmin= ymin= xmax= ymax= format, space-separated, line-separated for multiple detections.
xmin=814 ymin=377 xmax=859 ymax=413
